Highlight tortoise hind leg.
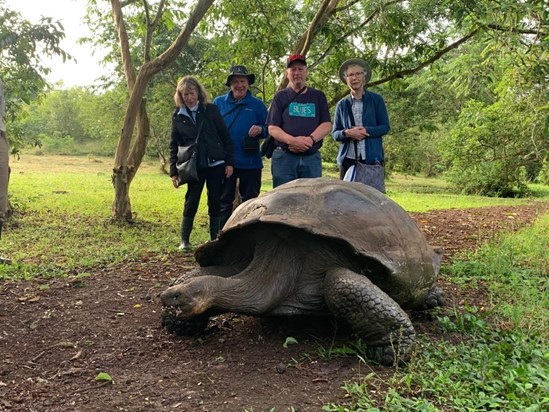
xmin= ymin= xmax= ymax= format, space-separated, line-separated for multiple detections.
xmin=324 ymin=268 xmax=416 ymax=366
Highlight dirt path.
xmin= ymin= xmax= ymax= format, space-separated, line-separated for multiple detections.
xmin=0 ymin=203 xmax=547 ymax=412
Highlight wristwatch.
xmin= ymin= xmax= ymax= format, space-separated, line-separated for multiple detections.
xmin=309 ymin=135 xmax=317 ymax=143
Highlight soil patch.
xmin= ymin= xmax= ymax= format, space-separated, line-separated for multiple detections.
xmin=1 ymin=203 xmax=547 ymax=411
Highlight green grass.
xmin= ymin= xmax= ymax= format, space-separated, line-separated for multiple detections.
xmin=2 ymin=154 xmax=547 ymax=281
xmin=323 ymin=214 xmax=549 ymax=412
xmin=2 ymin=154 xmax=549 ymax=410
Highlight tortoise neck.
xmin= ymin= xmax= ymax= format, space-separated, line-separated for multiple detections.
xmin=210 ymin=236 xmax=302 ymax=314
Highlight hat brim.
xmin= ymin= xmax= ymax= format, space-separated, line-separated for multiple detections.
xmin=339 ymin=59 xmax=371 ymax=84
xmin=225 ymin=74 xmax=255 ymax=87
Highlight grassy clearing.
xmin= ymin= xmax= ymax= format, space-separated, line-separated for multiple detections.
xmin=323 ymin=215 xmax=549 ymax=412
xmin=2 ymin=155 xmax=549 ymax=409
xmin=1 ymin=154 xmax=546 ymax=281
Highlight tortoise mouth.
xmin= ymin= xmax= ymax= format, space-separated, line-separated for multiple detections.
xmin=162 ymin=305 xmax=181 ymax=314
xmin=161 ymin=306 xmax=211 ymax=336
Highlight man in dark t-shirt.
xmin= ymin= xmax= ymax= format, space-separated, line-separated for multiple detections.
xmin=267 ymin=54 xmax=332 ymax=187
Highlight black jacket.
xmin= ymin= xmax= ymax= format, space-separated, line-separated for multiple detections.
xmin=169 ymin=103 xmax=234 ymax=177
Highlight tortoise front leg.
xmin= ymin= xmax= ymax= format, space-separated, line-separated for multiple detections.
xmin=324 ymin=268 xmax=416 ymax=366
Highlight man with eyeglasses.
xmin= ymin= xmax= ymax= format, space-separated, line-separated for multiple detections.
xmin=332 ymin=58 xmax=390 ymax=191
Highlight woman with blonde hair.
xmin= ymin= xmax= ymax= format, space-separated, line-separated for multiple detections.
xmin=169 ymin=76 xmax=234 ymax=250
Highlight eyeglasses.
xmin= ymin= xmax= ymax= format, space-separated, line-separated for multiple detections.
xmin=346 ymin=72 xmax=364 ymax=79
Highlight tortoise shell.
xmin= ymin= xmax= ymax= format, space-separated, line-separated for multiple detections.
xmin=196 ymin=178 xmax=438 ymax=307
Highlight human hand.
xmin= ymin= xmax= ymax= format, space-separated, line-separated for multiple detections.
xmin=347 ymin=126 xmax=369 ymax=140
xmin=171 ymin=175 xmax=179 ymax=188
xmin=287 ymin=136 xmax=313 ymax=153
xmin=247 ymin=125 xmax=262 ymax=137
xmin=225 ymin=165 xmax=234 ymax=178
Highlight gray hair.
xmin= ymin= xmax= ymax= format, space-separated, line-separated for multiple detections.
xmin=174 ymin=76 xmax=210 ymax=107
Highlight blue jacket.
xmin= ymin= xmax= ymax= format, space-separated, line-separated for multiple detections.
xmin=213 ymin=91 xmax=268 ymax=170
xmin=332 ymin=91 xmax=390 ymax=166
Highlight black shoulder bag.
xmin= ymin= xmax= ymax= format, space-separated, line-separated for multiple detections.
xmin=343 ymin=99 xmax=385 ymax=193
xmin=261 ymin=86 xmax=307 ymax=159
xmin=176 ymin=107 xmax=206 ymax=185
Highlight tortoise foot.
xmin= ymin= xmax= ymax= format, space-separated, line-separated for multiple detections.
xmin=366 ymin=338 xmax=415 ymax=366
xmin=421 ymin=285 xmax=445 ymax=309
xmin=161 ymin=310 xmax=209 ymax=336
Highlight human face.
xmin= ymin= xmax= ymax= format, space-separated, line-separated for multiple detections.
xmin=345 ymin=65 xmax=365 ymax=92
xmin=286 ymin=63 xmax=308 ymax=89
xmin=181 ymin=87 xmax=198 ymax=107
xmin=230 ymin=76 xmax=250 ymax=100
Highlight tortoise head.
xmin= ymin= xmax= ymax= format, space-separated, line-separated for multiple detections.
xmin=160 ymin=278 xmax=212 ymax=318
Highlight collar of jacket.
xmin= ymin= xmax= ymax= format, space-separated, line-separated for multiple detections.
xmin=176 ymin=103 xmax=206 ymax=119
xmin=347 ymin=90 xmax=369 ymax=104
xmin=227 ymin=90 xmax=251 ymax=104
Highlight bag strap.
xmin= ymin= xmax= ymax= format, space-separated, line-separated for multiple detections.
xmin=346 ymin=98 xmax=357 ymax=127
xmin=283 ymin=86 xmax=307 ymax=113
xmin=222 ymin=104 xmax=245 ymax=131
xmin=194 ymin=107 xmax=206 ymax=142
xmin=269 ymin=86 xmax=307 ymax=114
xmin=346 ymin=99 xmax=359 ymax=166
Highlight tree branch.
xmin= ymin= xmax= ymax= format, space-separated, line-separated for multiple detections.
xmin=485 ymin=22 xmax=543 ymax=36
xmin=110 ymin=0 xmax=137 ymax=91
xmin=278 ymin=0 xmax=340 ymax=90
xmin=330 ymin=28 xmax=481 ymax=105
xmin=312 ymin=0 xmax=405 ymax=70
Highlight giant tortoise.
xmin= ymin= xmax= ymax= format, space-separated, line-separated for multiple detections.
xmin=160 ymin=178 xmax=444 ymax=365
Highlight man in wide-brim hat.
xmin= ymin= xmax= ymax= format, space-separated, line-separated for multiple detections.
xmin=224 ymin=65 xmax=256 ymax=87
xmin=331 ymin=58 xmax=390 ymax=192
xmin=214 ymin=65 xmax=268 ymax=229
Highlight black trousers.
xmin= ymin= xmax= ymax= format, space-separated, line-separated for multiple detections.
xmin=219 ymin=168 xmax=262 ymax=214
xmin=183 ymin=164 xmax=225 ymax=218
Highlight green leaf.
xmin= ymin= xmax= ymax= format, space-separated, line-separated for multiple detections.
xmin=283 ymin=337 xmax=298 ymax=348
xmin=95 ymin=372 xmax=113 ymax=382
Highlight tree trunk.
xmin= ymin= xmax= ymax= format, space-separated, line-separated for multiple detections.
xmin=111 ymin=165 xmax=133 ymax=221
xmin=109 ymin=0 xmax=214 ymax=221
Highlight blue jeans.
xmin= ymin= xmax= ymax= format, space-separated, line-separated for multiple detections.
xmin=271 ymin=148 xmax=322 ymax=188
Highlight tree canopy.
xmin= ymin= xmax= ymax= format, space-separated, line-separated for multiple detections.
xmin=4 ymin=0 xmax=548 ymax=203
xmin=0 ymin=0 xmax=70 ymax=152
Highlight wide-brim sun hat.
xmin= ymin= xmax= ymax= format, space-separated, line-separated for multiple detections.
xmin=339 ymin=58 xmax=372 ymax=84
xmin=225 ymin=65 xmax=256 ymax=87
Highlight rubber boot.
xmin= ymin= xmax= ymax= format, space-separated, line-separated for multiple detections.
xmin=179 ymin=216 xmax=194 ymax=251
xmin=209 ymin=216 xmax=221 ymax=241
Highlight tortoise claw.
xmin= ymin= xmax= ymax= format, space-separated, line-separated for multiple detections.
xmin=366 ymin=339 xmax=415 ymax=366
